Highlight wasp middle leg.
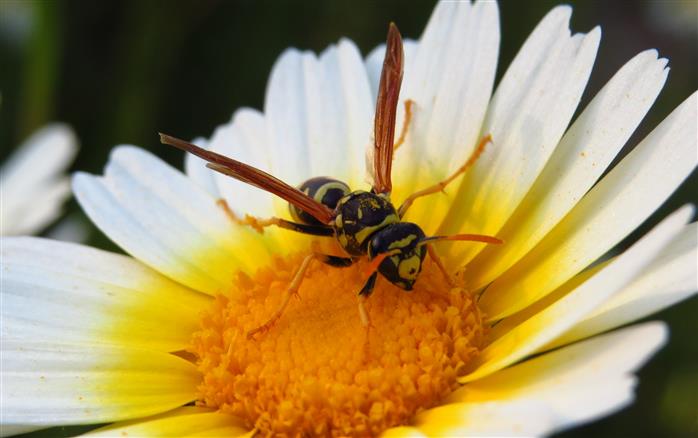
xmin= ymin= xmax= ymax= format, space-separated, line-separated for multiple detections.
xmin=246 ymin=253 xmax=356 ymax=339
xmin=398 ymin=134 xmax=492 ymax=217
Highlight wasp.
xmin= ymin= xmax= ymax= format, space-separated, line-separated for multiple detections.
xmin=161 ymin=23 xmax=501 ymax=339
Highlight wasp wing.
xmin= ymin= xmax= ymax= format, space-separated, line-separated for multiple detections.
xmin=160 ymin=134 xmax=334 ymax=224
xmin=372 ymin=23 xmax=404 ymax=195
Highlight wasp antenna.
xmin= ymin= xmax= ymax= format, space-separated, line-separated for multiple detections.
xmin=419 ymin=234 xmax=504 ymax=247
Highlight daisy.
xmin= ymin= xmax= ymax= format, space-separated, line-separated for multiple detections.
xmin=2 ymin=1 xmax=696 ymax=437
xmin=0 ymin=124 xmax=77 ymax=236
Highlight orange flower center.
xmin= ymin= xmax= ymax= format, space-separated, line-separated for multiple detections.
xmin=191 ymin=253 xmax=485 ymax=437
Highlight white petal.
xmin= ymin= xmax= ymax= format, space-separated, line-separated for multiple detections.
xmin=379 ymin=426 xmax=428 ymax=438
xmin=484 ymin=259 xmax=608 ymax=345
xmin=418 ymin=322 xmax=667 ymax=436
xmin=481 ymin=92 xmax=698 ymax=320
xmin=82 ymin=407 xmax=249 ymax=437
xmin=390 ymin=0 xmax=500 ymax=233
xmin=206 ymin=108 xmax=277 ymax=217
xmin=549 ymin=222 xmax=698 ymax=348
xmin=1 ymin=341 xmax=199 ymax=427
xmin=1 ymin=237 xmax=210 ymax=352
xmin=0 ymin=124 xmax=76 ymax=195
xmin=264 ymin=39 xmax=373 ymax=188
xmin=4 ymin=179 xmax=71 ymax=236
xmin=467 ymin=50 xmax=670 ymax=288
xmin=461 ymin=206 xmax=692 ymax=382
xmin=0 ymin=124 xmax=77 ymax=235
xmin=416 ymin=400 xmax=556 ymax=437
xmin=73 ymin=146 xmax=274 ymax=295
xmin=439 ymin=7 xmax=601 ymax=259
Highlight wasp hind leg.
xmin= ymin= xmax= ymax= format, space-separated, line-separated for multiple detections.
xmin=398 ymin=134 xmax=492 ymax=217
xmin=216 ymin=199 xmax=333 ymax=236
xmin=246 ymin=253 xmax=356 ymax=340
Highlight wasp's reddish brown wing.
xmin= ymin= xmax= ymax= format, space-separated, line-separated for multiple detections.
xmin=372 ymin=23 xmax=404 ymax=195
xmin=159 ymin=134 xmax=334 ymax=224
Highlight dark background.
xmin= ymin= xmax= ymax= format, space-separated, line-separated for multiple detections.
xmin=1 ymin=1 xmax=696 ymax=436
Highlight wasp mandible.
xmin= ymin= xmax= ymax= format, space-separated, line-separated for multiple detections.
xmin=161 ymin=24 xmax=501 ymax=339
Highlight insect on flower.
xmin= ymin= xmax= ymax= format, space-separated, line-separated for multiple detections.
xmin=160 ymin=23 xmax=502 ymax=339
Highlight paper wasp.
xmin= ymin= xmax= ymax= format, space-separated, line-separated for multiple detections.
xmin=161 ymin=23 xmax=501 ymax=339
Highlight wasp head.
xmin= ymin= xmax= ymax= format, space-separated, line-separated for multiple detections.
xmin=368 ymin=222 xmax=427 ymax=290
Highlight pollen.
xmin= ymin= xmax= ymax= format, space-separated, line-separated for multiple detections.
xmin=191 ymin=253 xmax=485 ymax=437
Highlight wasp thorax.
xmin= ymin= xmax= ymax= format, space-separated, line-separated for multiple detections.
xmin=334 ymin=191 xmax=399 ymax=256
xmin=368 ymin=222 xmax=427 ymax=290
xmin=290 ymin=177 xmax=350 ymax=226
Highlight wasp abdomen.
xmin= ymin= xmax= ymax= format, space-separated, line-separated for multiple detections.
xmin=290 ymin=177 xmax=350 ymax=226
xmin=368 ymin=222 xmax=427 ymax=291
xmin=334 ymin=191 xmax=399 ymax=256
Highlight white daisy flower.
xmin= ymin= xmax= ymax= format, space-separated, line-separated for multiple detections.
xmin=0 ymin=123 xmax=78 ymax=236
xmin=2 ymin=1 xmax=696 ymax=437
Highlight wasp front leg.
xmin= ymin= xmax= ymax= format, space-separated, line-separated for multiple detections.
xmin=426 ymin=243 xmax=454 ymax=288
xmin=398 ymin=134 xmax=492 ymax=217
xmin=357 ymin=271 xmax=378 ymax=360
xmin=247 ymin=253 xmax=356 ymax=340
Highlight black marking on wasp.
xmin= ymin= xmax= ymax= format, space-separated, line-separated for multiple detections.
xmin=160 ymin=23 xmax=501 ymax=340
xmin=291 ymin=177 xmax=350 ymax=226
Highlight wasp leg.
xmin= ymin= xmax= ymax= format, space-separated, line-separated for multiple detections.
xmin=216 ymin=198 xmax=245 ymax=224
xmin=316 ymin=254 xmax=357 ymax=267
xmin=247 ymin=253 xmax=356 ymax=340
xmin=246 ymin=254 xmax=314 ymax=340
xmin=357 ymin=272 xmax=378 ymax=360
xmin=393 ymin=99 xmax=414 ymax=152
xmin=216 ymin=198 xmax=266 ymax=231
xmin=358 ymin=271 xmax=378 ymax=297
xmin=426 ymin=243 xmax=454 ymax=288
xmin=253 ymin=217 xmax=334 ymax=236
xmin=358 ymin=294 xmax=372 ymax=359
xmin=397 ymin=134 xmax=492 ymax=217
xmin=216 ymin=199 xmax=334 ymax=237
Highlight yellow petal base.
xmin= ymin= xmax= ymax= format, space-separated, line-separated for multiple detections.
xmin=191 ymin=253 xmax=485 ymax=437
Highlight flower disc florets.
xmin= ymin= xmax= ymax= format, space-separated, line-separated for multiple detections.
xmin=192 ymin=253 xmax=486 ymax=436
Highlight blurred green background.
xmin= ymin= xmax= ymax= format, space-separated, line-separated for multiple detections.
xmin=1 ymin=0 xmax=696 ymax=436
